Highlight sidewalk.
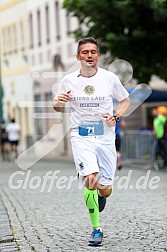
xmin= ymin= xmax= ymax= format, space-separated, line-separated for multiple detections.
xmin=0 ymin=196 xmax=18 ymax=251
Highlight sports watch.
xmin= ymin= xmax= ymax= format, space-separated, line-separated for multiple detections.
xmin=113 ymin=115 xmax=120 ymax=122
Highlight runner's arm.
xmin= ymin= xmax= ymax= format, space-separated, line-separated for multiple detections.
xmin=115 ymin=97 xmax=130 ymax=117
xmin=53 ymin=91 xmax=71 ymax=112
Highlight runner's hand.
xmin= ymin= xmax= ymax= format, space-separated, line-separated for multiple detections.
xmin=58 ymin=90 xmax=71 ymax=103
xmin=103 ymin=114 xmax=116 ymax=127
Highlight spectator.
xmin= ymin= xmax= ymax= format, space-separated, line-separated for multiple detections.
xmin=0 ymin=118 xmax=9 ymax=161
xmin=115 ymin=118 xmax=126 ymax=170
xmin=6 ymin=118 xmax=21 ymax=159
xmin=163 ymin=108 xmax=167 ymax=169
xmin=152 ymin=107 xmax=167 ymax=168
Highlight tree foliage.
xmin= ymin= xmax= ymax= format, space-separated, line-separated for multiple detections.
xmin=63 ymin=0 xmax=167 ymax=83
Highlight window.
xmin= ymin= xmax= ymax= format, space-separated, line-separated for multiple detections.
xmin=31 ymin=55 xmax=35 ymax=65
xmin=2 ymin=28 xmax=6 ymax=56
xmin=10 ymin=81 xmax=15 ymax=95
xmin=7 ymin=26 xmax=11 ymax=54
xmin=67 ymin=43 xmax=73 ymax=57
xmin=34 ymin=81 xmax=40 ymax=88
xmin=11 ymin=25 xmax=15 ymax=53
xmin=11 ymin=25 xmax=16 ymax=53
xmin=47 ymin=49 xmax=51 ymax=62
xmin=13 ymin=24 xmax=17 ymax=53
xmin=45 ymin=92 xmax=53 ymax=102
xmin=20 ymin=21 xmax=24 ymax=51
xmin=66 ymin=12 xmax=71 ymax=36
xmin=29 ymin=13 xmax=34 ymax=48
xmin=39 ymin=52 xmax=43 ymax=64
xmin=45 ymin=92 xmax=54 ymax=132
xmin=34 ymin=95 xmax=42 ymax=113
xmin=45 ymin=5 xmax=50 ymax=43
xmin=37 ymin=10 xmax=41 ymax=47
xmin=45 ymin=92 xmax=53 ymax=114
xmin=55 ymin=1 xmax=60 ymax=40
xmin=34 ymin=94 xmax=43 ymax=138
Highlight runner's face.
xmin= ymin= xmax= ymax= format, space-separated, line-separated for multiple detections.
xmin=76 ymin=43 xmax=100 ymax=69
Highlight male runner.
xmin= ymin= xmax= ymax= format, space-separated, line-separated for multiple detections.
xmin=53 ymin=37 xmax=130 ymax=246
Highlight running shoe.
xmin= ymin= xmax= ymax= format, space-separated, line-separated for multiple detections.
xmin=89 ymin=229 xmax=103 ymax=246
xmin=98 ymin=195 xmax=106 ymax=212
xmin=117 ymin=165 xmax=123 ymax=170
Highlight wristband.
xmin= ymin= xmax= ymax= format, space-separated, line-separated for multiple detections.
xmin=113 ymin=115 xmax=120 ymax=122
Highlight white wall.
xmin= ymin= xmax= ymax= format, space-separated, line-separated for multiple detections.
xmin=0 ymin=0 xmax=34 ymax=150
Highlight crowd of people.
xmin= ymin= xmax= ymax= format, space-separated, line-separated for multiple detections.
xmin=0 ymin=118 xmax=21 ymax=161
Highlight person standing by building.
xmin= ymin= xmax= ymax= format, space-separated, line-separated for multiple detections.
xmin=53 ymin=37 xmax=130 ymax=246
xmin=152 ymin=106 xmax=167 ymax=168
xmin=161 ymin=107 xmax=167 ymax=169
xmin=6 ymin=118 xmax=21 ymax=160
xmin=0 ymin=118 xmax=9 ymax=160
xmin=115 ymin=118 xmax=126 ymax=170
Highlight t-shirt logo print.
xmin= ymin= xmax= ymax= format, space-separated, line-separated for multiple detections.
xmin=84 ymin=85 xmax=95 ymax=95
xmin=79 ymin=162 xmax=84 ymax=170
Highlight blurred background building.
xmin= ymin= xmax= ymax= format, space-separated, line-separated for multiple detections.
xmin=0 ymin=0 xmax=79 ymax=156
xmin=0 ymin=0 xmax=34 ymax=152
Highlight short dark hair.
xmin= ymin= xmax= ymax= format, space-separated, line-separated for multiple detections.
xmin=11 ymin=118 xmax=15 ymax=123
xmin=77 ymin=37 xmax=99 ymax=54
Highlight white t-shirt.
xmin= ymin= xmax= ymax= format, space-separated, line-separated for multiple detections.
xmin=55 ymin=67 xmax=129 ymax=144
xmin=6 ymin=123 xmax=20 ymax=141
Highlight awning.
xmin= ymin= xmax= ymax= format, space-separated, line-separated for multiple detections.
xmin=145 ymin=89 xmax=167 ymax=102
xmin=127 ymin=87 xmax=167 ymax=103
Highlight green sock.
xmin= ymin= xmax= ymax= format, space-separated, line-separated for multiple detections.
xmin=84 ymin=187 xmax=100 ymax=228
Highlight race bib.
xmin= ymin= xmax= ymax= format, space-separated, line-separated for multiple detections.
xmin=79 ymin=121 xmax=104 ymax=136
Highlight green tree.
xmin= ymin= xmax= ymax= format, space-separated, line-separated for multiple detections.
xmin=63 ymin=0 xmax=167 ymax=83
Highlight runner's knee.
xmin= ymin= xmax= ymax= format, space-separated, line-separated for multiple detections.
xmin=85 ymin=173 xmax=98 ymax=190
xmin=98 ymin=186 xmax=112 ymax=198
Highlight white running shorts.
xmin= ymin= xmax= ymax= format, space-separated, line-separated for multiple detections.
xmin=71 ymin=136 xmax=117 ymax=186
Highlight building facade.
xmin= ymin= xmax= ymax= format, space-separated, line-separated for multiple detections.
xmin=0 ymin=0 xmax=34 ymax=151
xmin=27 ymin=0 xmax=79 ymax=157
xmin=0 ymin=0 xmax=79 ymax=157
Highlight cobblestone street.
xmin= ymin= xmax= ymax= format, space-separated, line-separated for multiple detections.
xmin=0 ymin=159 xmax=167 ymax=252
